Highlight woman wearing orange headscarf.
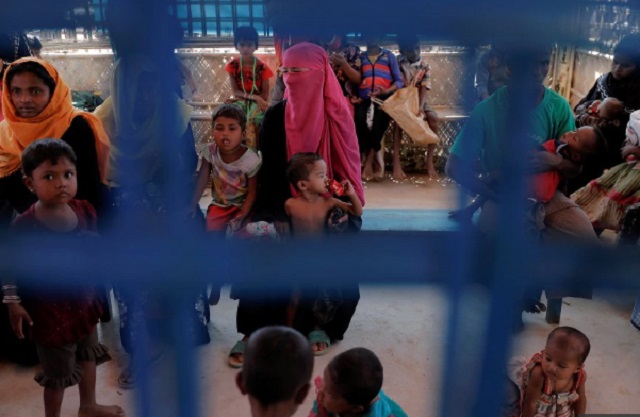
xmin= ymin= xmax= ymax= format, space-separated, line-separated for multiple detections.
xmin=0 ymin=58 xmax=110 ymax=222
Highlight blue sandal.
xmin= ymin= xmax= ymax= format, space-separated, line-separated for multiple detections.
xmin=308 ymin=330 xmax=331 ymax=356
xmin=228 ymin=339 xmax=246 ymax=368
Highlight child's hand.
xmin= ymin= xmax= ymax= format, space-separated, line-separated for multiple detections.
xmin=588 ymin=100 xmax=601 ymax=115
xmin=341 ymin=180 xmax=356 ymax=197
xmin=7 ymin=303 xmax=32 ymax=339
xmin=255 ymin=96 xmax=269 ymax=112
xmin=370 ymin=87 xmax=390 ymax=98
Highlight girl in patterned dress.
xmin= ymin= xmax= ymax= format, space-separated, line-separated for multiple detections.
xmin=225 ymin=26 xmax=274 ymax=150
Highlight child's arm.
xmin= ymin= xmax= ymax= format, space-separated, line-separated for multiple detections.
xmin=521 ymin=365 xmax=545 ymax=417
xmin=233 ymin=176 xmax=258 ymax=225
xmin=228 ymin=73 xmax=257 ymax=102
xmin=331 ymin=180 xmax=363 ymax=217
xmin=329 ymin=52 xmax=362 ymax=85
xmin=2 ymin=281 xmax=33 ymax=340
xmin=419 ymin=85 xmax=429 ymax=117
xmin=190 ymin=159 xmax=211 ymax=216
xmin=573 ymin=373 xmax=587 ymax=416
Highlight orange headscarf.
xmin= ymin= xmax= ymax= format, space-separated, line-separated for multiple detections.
xmin=0 ymin=57 xmax=110 ymax=183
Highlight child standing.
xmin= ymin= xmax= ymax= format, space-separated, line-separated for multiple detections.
xmin=225 ymin=26 xmax=274 ymax=150
xmin=3 ymin=139 xmax=123 ymax=417
xmin=572 ymin=110 xmax=640 ymax=231
xmin=235 ymin=326 xmax=314 ymax=417
xmin=394 ymin=35 xmax=439 ymax=180
xmin=511 ymin=327 xmax=590 ymax=417
xmin=190 ymin=104 xmax=262 ymax=234
xmin=310 ymin=347 xmax=408 ymax=417
xmin=285 ymin=152 xmax=363 ymax=237
xmin=355 ymin=33 xmax=404 ymax=181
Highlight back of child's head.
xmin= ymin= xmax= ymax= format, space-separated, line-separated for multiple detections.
xmin=242 ymin=326 xmax=313 ymax=406
xmin=287 ymin=152 xmax=323 ymax=190
xmin=546 ymin=326 xmax=591 ymax=364
xmin=21 ymin=138 xmax=77 ymax=178
xmin=326 ymin=347 xmax=383 ymax=410
xmin=5 ymin=60 xmax=55 ymax=94
xmin=234 ymin=26 xmax=259 ymax=48
xmin=212 ymin=103 xmax=247 ymax=131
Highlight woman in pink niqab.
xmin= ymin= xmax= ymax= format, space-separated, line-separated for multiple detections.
xmin=282 ymin=42 xmax=365 ymax=204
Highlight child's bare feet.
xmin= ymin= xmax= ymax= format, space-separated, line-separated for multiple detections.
xmin=362 ymin=164 xmax=375 ymax=181
xmin=427 ymin=165 xmax=440 ymax=180
xmin=392 ymin=166 xmax=406 ymax=180
xmin=78 ymin=404 xmax=125 ymax=417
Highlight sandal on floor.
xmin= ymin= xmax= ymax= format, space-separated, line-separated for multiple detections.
xmin=308 ymin=330 xmax=331 ymax=356
xmin=228 ymin=339 xmax=246 ymax=368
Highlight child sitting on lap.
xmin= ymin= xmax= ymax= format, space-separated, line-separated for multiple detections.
xmin=3 ymin=139 xmax=123 ymax=417
xmin=510 ymin=327 xmax=590 ymax=417
xmin=285 ymin=153 xmax=363 ymax=237
xmin=236 ymin=326 xmax=314 ymax=417
xmin=310 ymin=347 xmax=408 ymax=417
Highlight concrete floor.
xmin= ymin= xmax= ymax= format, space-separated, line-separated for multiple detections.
xmin=1 ymin=173 xmax=639 ymax=416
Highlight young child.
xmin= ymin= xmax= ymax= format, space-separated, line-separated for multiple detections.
xmin=394 ymin=35 xmax=439 ymax=180
xmin=225 ymin=26 xmax=274 ymax=150
xmin=450 ymin=126 xmax=606 ymax=221
xmin=572 ymin=110 xmax=640 ymax=231
xmin=285 ymin=153 xmax=363 ymax=237
xmin=310 ymin=347 xmax=408 ymax=417
xmin=511 ymin=327 xmax=590 ymax=417
xmin=236 ymin=326 xmax=314 ymax=417
xmin=191 ymin=104 xmax=261 ymax=305
xmin=2 ymin=139 xmax=124 ymax=417
xmin=191 ymin=103 xmax=262 ymax=233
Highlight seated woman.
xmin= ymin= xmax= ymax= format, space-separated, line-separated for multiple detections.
xmin=571 ymin=33 xmax=640 ymax=193
xmin=228 ymin=42 xmax=364 ymax=367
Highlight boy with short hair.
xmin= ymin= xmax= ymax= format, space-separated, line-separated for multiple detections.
xmin=310 ymin=347 xmax=408 ymax=417
xmin=236 ymin=326 xmax=314 ymax=417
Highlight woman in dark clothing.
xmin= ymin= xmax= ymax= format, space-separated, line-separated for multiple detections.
xmin=571 ymin=34 xmax=640 ymax=193
xmin=229 ymin=42 xmax=363 ymax=367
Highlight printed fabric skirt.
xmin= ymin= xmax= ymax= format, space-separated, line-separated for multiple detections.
xmin=571 ymin=161 xmax=640 ymax=231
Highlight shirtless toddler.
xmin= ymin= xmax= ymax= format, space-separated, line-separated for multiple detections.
xmin=285 ymin=153 xmax=363 ymax=237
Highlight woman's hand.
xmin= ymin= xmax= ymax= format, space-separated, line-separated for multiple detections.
xmin=7 ymin=303 xmax=32 ymax=339
xmin=329 ymin=52 xmax=348 ymax=69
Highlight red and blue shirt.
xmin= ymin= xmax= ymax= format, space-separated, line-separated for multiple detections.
xmin=357 ymin=48 xmax=404 ymax=99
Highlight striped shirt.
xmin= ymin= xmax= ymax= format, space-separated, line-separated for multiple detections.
xmin=357 ymin=48 xmax=404 ymax=99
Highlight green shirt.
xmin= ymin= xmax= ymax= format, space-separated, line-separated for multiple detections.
xmin=450 ymin=86 xmax=575 ymax=171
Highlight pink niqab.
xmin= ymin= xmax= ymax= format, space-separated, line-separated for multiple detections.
xmin=283 ymin=42 xmax=365 ymax=205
